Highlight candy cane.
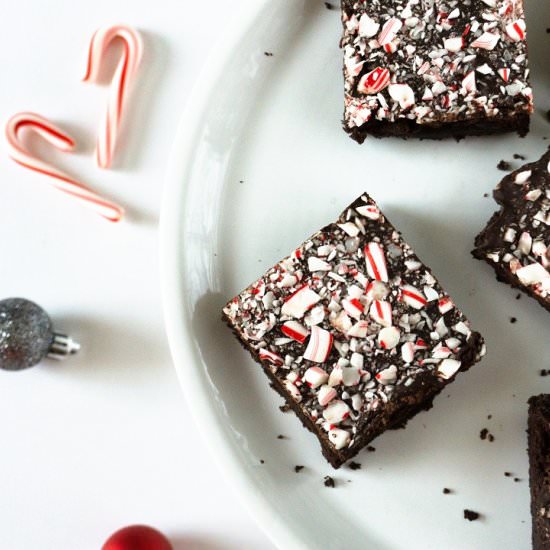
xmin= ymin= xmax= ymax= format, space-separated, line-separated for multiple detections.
xmin=83 ymin=25 xmax=143 ymax=169
xmin=5 ymin=112 xmax=124 ymax=222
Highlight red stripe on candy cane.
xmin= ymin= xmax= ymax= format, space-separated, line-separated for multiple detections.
xmin=5 ymin=112 xmax=124 ymax=222
xmin=364 ymin=242 xmax=388 ymax=282
xmin=377 ymin=17 xmax=402 ymax=45
xmin=304 ymin=326 xmax=333 ymax=363
xmin=281 ymin=321 xmax=308 ymax=343
xmin=259 ymin=349 xmax=284 ymax=366
xmin=83 ymin=25 xmax=143 ymax=169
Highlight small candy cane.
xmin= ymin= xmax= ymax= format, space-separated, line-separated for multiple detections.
xmin=83 ymin=25 xmax=143 ymax=169
xmin=5 ymin=112 xmax=124 ymax=222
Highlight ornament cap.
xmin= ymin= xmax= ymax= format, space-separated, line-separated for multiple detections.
xmin=47 ymin=332 xmax=80 ymax=360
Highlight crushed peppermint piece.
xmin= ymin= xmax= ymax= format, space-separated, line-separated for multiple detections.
xmin=304 ymin=326 xmax=334 ymax=363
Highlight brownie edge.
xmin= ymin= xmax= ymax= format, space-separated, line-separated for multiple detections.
xmin=528 ymin=395 xmax=550 ymax=550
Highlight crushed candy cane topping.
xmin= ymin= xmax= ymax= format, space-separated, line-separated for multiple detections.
xmin=341 ymin=0 xmax=532 ymax=129
xmin=474 ymin=149 xmax=550 ymax=305
xmin=224 ymin=194 xmax=485 ymax=451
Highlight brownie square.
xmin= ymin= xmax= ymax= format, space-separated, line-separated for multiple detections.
xmin=341 ymin=0 xmax=533 ymax=142
xmin=223 ymin=193 xmax=485 ymax=468
xmin=528 ymin=395 xmax=550 ymax=550
xmin=472 ymin=148 xmax=550 ymax=312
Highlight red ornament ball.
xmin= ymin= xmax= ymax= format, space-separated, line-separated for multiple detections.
xmin=102 ymin=525 xmax=173 ymax=550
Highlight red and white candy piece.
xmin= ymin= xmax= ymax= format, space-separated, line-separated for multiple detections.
xmin=322 ymin=400 xmax=350 ymax=424
xmin=506 ymin=20 xmax=526 ymax=42
xmin=438 ymin=297 xmax=454 ymax=314
xmin=304 ymin=366 xmax=329 ymax=389
xmin=470 ymin=31 xmax=500 ymax=50
xmin=376 ymin=365 xmax=397 ymax=385
xmin=328 ymin=428 xmax=351 ymax=450
xmin=342 ymin=298 xmax=364 ymax=320
xmin=388 ymin=83 xmax=415 ymax=109
xmin=461 ymin=70 xmax=476 ymax=93
xmin=357 ymin=67 xmax=391 ymax=95
xmin=259 ymin=348 xmax=284 ymax=366
xmin=364 ymin=242 xmax=388 ymax=282
xmin=83 ymin=25 xmax=143 ymax=169
xmin=283 ymin=380 xmax=302 ymax=402
xmin=378 ymin=17 xmax=403 ymax=45
xmin=498 ymin=68 xmax=510 ymax=82
xmin=318 ymin=384 xmax=337 ymax=406
xmin=378 ymin=326 xmax=400 ymax=350
xmin=304 ymin=326 xmax=333 ymax=363
xmin=400 ymin=285 xmax=427 ymax=309
xmin=5 ymin=112 xmax=124 ymax=222
xmin=281 ymin=321 xmax=308 ymax=343
xmin=281 ymin=285 xmax=321 ymax=318
xmin=437 ymin=358 xmax=461 ymax=379
xmin=369 ymin=300 xmax=392 ymax=327
xmin=356 ymin=204 xmax=380 ymax=220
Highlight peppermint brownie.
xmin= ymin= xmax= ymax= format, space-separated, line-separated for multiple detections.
xmin=528 ymin=395 xmax=550 ymax=549
xmin=223 ymin=193 xmax=486 ymax=468
xmin=472 ymin=148 xmax=550 ymax=312
xmin=341 ymin=0 xmax=533 ymax=142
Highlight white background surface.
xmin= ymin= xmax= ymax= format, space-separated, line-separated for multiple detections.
xmin=0 ymin=1 xmax=273 ymax=548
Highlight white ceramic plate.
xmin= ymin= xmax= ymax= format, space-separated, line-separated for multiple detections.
xmin=161 ymin=1 xmax=550 ymax=548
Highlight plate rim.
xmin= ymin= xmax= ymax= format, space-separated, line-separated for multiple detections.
xmin=159 ymin=1 xmax=308 ymax=549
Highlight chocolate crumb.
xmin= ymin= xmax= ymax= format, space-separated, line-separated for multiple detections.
xmin=348 ymin=461 xmax=362 ymax=470
xmin=483 ymin=193 xmax=489 ymax=198
xmin=497 ymin=160 xmax=512 ymax=171
xmin=294 ymin=465 xmax=304 ymax=473
xmin=324 ymin=475 xmax=335 ymax=488
xmin=260 ymin=459 xmax=265 ymax=464
xmin=516 ymin=293 xmax=521 ymax=300
xmin=239 ymin=180 xmax=244 ymax=184
xmin=480 ymin=428 xmax=489 ymax=440
xmin=488 ymin=415 xmax=492 ymax=420
xmin=510 ymin=317 xmax=517 ymax=324
xmin=488 ymin=434 xmax=495 ymax=442
xmin=324 ymin=1 xmax=335 ymax=9
xmin=443 ymin=488 xmax=452 ymax=494
xmin=513 ymin=153 xmax=526 ymax=160
xmin=547 ymin=28 xmax=550 ymax=33
xmin=277 ymin=434 xmax=286 ymax=440
xmin=505 ymin=472 xmax=512 ymax=477
xmin=514 ymin=477 xmax=521 ymax=482
xmin=464 ymin=509 xmax=481 ymax=521
xmin=540 ymin=369 xmax=548 ymax=377
xmin=279 ymin=404 xmax=290 ymax=413
xmin=264 ymin=51 xmax=274 ymax=57
xmin=366 ymin=446 xmax=376 ymax=452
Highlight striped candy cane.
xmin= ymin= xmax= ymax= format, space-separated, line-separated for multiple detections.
xmin=5 ymin=112 xmax=124 ymax=222
xmin=83 ymin=25 xmax=143 ymax=169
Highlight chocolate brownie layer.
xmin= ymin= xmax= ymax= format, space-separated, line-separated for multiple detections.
xmin=473 ymin=148 xmax=550 ymax=312
xmin=528 ymin=395 xmax=550 ymax=550
xmin=341 ymin=0 xmax=533 ymax=141
xmin=223 ymin=193 xmax=486 ymax=468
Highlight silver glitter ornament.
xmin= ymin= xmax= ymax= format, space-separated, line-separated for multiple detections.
xmin=0 ymin=298 xmax=80 ymax=371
